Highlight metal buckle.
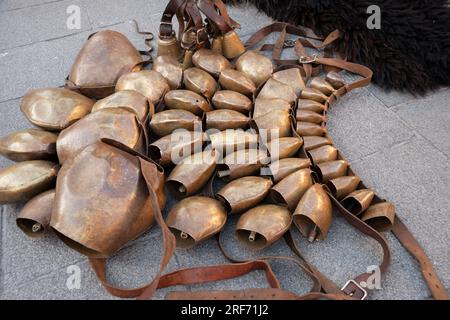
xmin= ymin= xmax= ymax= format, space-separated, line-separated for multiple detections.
xmin=283 ymin=39 xmax=296 ymax=48
xmin=299 ymin=55 xmax=318 ymax=64
xmin=196 ymin=28 xmax=208 ymax=46
xmin=341 ymin=280 xmax=368 ymax=300
xmin=159 ymin=22 xmax=174 ymax=38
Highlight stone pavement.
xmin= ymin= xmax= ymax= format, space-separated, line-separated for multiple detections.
xmin=0 ymin=0 xmax=448 ymax=300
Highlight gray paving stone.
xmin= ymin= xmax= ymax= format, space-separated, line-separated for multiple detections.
xmin=392 ymin=89 xmax=450 ymax=158
xmin=327 ymin=88 xmax=414 ymax=161
xmin=0 ymin=0 xmax=64 ymax=12
xmin=226 ymin=3 xmax=273 ymax=38
xmin=367 ymin=83 xmax=423 ymax=108
xmin=0 ymin=0 xmax=91 ymax=50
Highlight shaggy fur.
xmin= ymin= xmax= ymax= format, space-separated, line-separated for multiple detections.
xmin=226 ymin=0 xmax=450 ymax=94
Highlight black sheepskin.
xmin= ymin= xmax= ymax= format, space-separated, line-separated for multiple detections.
xmin=225 ymin=0 xmax=450 ymax=95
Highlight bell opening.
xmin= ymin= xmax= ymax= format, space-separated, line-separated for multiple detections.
xmin=167 ymin=180 xmax=187 ymax=199
xmin=215 ymin=194 xmax=232 ymax=214
xmin=293 ymin=216 xmax=323 ymax=241
xmin=365 ymin=217 xmax=392 ymax=232
xmin=341 ymin=198 xmax=363 ymax=216
xmin=16 ymin=218 xmax=45 ymax=238
xmin=236 ymin=229 xmax=267 ymax=250
xmin=169 ymin=227 xmax=195 ymax=248
xmin=51 ymin=228 xmax=104 ymax=258
xmin=326 ymin=181 xmax=338 ymax=198
xmin=314 ymin=165 xmax=325 ymax=182
xmin=147 ymin=145 xmax=162 ymax=162
xmin=270 ymin=190 xmax=288 ymax=207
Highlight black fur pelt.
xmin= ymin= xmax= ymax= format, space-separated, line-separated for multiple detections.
xmin=225 ymin=0 xmax=450 ymax=95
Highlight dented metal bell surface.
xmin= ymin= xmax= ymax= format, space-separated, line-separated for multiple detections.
xmin=0 ymin=161 xmax=59 ymax=203
xmin=341 ymin=189 xmax=375 ymax=216
xmin=152 ymin=55 xmax=183 ymax=89
xmin=217 ymin=176 xmax=272 ymax=214
xmin=157 ymin=35 xmax=181 ymax=59
xmin=20 ymin=88 xmax=94 ymax=131
xmin=166 ymin=196 xmax=227 ymax=248
xmin=325 ymin=71 xmax=345 ymax=89
xmin=310 ymin=77 xmax=335 ymax=96
xmin=183 ymin=67 xmax=218 ymax=98
xmin=326 ymin=176 xmax=361 ymax=200
xmin=235 ymin=51 xmax=273 ymax=87
xmin=68 ymin=30 xmax=143 ymax=98
xmin=236 ymin=204 xmax=291 ymax=249
xmin=218 ymin=148 xmax=269 ymax=180
xmin=167 ymin=150 xmax=218 ymax=198
xmin=265 ymin=137 xmax=303 ymax=160
xmin=272 ymin=68 xmax=305 ymax=97
xmin=297 ymin=99 xmax=326 ymax=113
xmin=205 ymin=109 xmax=250 ymax=130
xmin=360 ymin=202 xmax=396 ymax=232
xmin=296 ymin=110 xmax=324 ymax=124
xmin=300 ymin=88 xmax=328 ymax=104
xmin=266 ymin=158 xmax=311 ymax=183
xmin=315 ymin=160 xmax=348 ymax=183
xmin=252 ymin=109 xmax=291 ymax=141
xmin=116 ymin=70 xmax=170 ymax=103
xmin=293 ymin=184 xmax=332 ymax=242
xmin=0 ymin=129 xmax=57 ymax=162
xmin=307 ymin=145 xmax=338 ymax=164
xmin=270 ymin=169 xmax=313 ymax=211
xmin=257 ymin=78 xmax=297 ymax=105
xmin=57 ymin=108 xmax=144 ymax=164
xmin=92 ymin=90 xmax=150 ymax=122
xmin=149 ymin=131 xmax=206 ymax=167
xmin=51 ymin=140 xmax=165 ymax=257
xmin=209 ymin=129 xmax=258 ymax=155
xmin=222 ymin=30 xmax=246 ymax=59
xmin=252 ymin=98 xmax=291 ymax=118
xmin=296 ymin=122 xmax=326 ymax=137
xmin=192 ymin=49 xmax=231 ymax=77
xmin=16 ymin=189 xmax=55 ymax=237
xmin=212 ymin=90 xmax=253 ymax=114
xmin=150 ymin=109 xmax=202 ymax=137
xmin=303 ymin=136 xmax=332 ymax=151
xmin=218 ymin=69 xmax=256 ymax=96
xmin=164 ymin=90 xmax=211 ymax=116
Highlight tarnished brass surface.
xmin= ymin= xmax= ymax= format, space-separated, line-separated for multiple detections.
xmin=307 ymin=145 xmax=338 ymax=164
xmin=218 ymin=148 xmax=269 ymax=180
xmin=265 ymin=137 xmax=303 ymax=160
xmin=116 ymin=70 xmax=170 ymax=103
xmin=253 ymin=98 xmax=291 ymax=118
xmin=361 ymin=202 xmax=396 ymax=232
xmin=164 ymin=90 xmax=211 ymax=116
xmin=297 ymin=99 xmax=325 ymax=113
xmin=205 ymin=109 xmax=250 ymax=130
xmin=209 ymin=130 xmax=258 ymax=155
xmin=150 ymin=109 xmax=201 ymax=137
xmin=296 ymin=122 xmax=326 ymax=137
xmin=57 ymin=108 xmax=143 ymax=164
xmin=257 ymin=78 xmax=297 ymax=105
xmin=222 ymin=30 xmax=246 ymax=59
xmin=219 ymin=69 xmax=256 ymax=96
xmin=325 ymin=71 xmax=345 ymax=89
xmin=315 ymin=160 xmax=348 ymax=183
xmin=310 ymin=77 xmax=335 ymax=96
xmin=166 ymin=196 xmax=227 ymax=248
xmin=51 ymin=141 xmax=165 ymax=258
xmin=212 ymin=90 xmax=253 ymax=114
xmin=0 ymin=129 xmax=57 ymax=162
xmin=17 ymin=189 xmax=55 ymax=237
xmin=167 ymin=150 xmax=218 ymax=198
xmin=157 ymin=36 xmax=181 ymax=59
xmin=342 ymin=189 xmax=375 ymax=216
xmin=217 ymin=176 xmax=272 ymax=214
xmin=296 ymin=110 xmax=324 ymax=124
xmin=303 ymin=136 xmax=332 ymax=151
xmin=293 ymin=184 xmax=332 ymax=241
xmin=68 ymin=30 xmax=143 ymax=98
xmin=271 ymin=169 xmax=313 ymax=211
xmin=300 ymin=87 xmax=328 ymax=104
xmin=235 ymin=51 xmax=273 ymax=87
xmin=211 ymin=36 xmax=223 ymax=54
xmin=183 ymin=67 xmax=218 ymax=98
xmin=272 ymin=68 xmax=305 ymax=97
xmin=0 ymin=161 xmax=59 ymax=203
xmin=326 ymin=176 xmax=361 ymax=200
xmin=149 ymin=131 xmax=206 ymax=167
xmin=20 ymin=88 xmax=94 ymax=131
xmin=192 ymin=49 xmax=231 ymax=77
xmin=92 ymin=90 xmax=150 ymax=122
xmin=236 ymin=204 xmax=291 ymax=249
xmin=152 ymin=55 xmax=183 ymax=89
xmin=252 ymin=110 xmax=291 ymax=141
xmin=266 ymin=158 xmax=311 ymax=183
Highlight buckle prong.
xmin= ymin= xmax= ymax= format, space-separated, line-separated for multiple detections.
xmin=299 ymin=55 xmax=318 ymax=64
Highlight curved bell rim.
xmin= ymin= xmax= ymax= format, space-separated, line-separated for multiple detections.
xmin=265 ymin=157 xmax=311 ymax=183
xmin=326 ymin=176 xmax=361 ymax=200
xmin=315 ymin=160 xmax=349 ymax=183
xmin=341 ymin=189 xmax=375 ymax=216
xmin=270 ymin=168 xmax=313 ymax=211
xmin=307 ymin=145 xmax=338 ymax=165
xmin=361 ymin=202 xmax=396 ymax=232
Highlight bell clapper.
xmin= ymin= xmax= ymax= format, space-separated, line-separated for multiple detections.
xmin=178 ymin=185 xmax=187 ymax=194
xmin=217 ymin=170 xmax=230 ymax=178
xmin=308 ymin=226 xmax=318 ymax=243
xmin=32 ymin=223 xmax=42 ymax=233
xmin=180 ymin=231 xmax=189 ymax=239
xmin=248 ymin=231 xmax=257 ymax=242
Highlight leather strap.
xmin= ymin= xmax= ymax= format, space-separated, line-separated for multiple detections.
xmin=159 ymin=0 xmax=186 ymax=38
xmin=197 ymin=0 xmax=232 ymax=34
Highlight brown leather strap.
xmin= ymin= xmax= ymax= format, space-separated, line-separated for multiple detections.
xmin=197 ymin=0 xmax=232 ymax=34
xmin=159 ymin=0 xmax=186 ymax=38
